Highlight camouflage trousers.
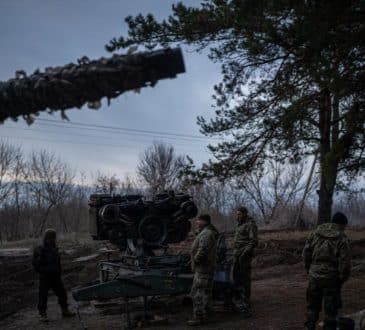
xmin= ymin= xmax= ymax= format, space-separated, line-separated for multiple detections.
xmin=305 ymin=277 xmax=342 ymax=330
xmin=232 ymin=255 xmax=252 ymax=309
xmin=190 ymin=272 xmax=213 ymax=317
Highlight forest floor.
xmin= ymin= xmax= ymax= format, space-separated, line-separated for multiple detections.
xmin=0 ymin=229 xmax=364 ymax=330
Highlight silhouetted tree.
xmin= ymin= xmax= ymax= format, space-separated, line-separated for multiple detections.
xmin=137 ymin=141 xmax=186 ymax=195
xmin=109 ymin=1 xmax=365 ymax=224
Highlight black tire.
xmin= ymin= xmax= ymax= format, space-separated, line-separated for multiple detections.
xmin=99 ymin=204 xmax=120 ymax=224
xmin=138 ymin=215 xmax=167 ymax=246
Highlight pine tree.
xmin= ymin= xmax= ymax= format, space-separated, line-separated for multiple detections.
xmin=108 ymin=0 xmax=365 ymax=224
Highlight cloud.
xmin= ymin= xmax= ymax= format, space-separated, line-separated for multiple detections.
xmin=0 ymin=0 xmax=221 ymax=177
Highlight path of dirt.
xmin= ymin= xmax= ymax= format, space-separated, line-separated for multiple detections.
xmin=0 ymin=230 xmax=364 ymax=329
xmin=1 ymin=271 xmax=364 ymax=330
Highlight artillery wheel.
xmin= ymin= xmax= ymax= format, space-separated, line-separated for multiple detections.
xmin=99 ymin=204 xmax=120 ymax=224
xmin=138 ymin=215 xmax=167 ymax=246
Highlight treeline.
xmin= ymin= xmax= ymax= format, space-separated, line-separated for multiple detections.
xmin=0 ymin=140 xmax=364 ymax=243
xmin=0 ymin=142 xmax=89 ymax=242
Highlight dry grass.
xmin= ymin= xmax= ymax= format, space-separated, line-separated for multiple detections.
xmin=259 ymin=228 xmax=365 ymax=241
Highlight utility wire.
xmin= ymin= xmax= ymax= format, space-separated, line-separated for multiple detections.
xmin=8 ymin=122 xmax=212 ymax=144
xmin=0 ymin=134 xmax=208 ymax=153
xmin=36 ymin=118 xmax=220 ymax=141
xmin=0 ymin=126 xmax=208 ymax=151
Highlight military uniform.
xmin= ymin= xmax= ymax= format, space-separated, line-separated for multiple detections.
xmin=32 ymin=229 xmax=73 ymax=320
xmin=232 ymin=215 xmax=258 ymax=310
xmin=302 ymin=223 xmax=351 ymax=330
xmin=190 ymin=224 xmax=218 ymax=321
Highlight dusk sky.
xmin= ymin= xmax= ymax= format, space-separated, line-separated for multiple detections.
xmin=0 ymin=0 xmax=221 ymax=181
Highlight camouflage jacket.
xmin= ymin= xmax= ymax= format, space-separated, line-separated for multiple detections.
xmin=191 ymin=224 xmax=218 ymax=275
xmin=302 ymin=223 xmax=351 ymax=282
xmin=233 ymin=217 xmax=258 ymax=258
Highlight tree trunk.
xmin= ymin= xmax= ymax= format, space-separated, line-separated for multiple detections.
xmin=317 ymin=175 xmax=335 ymax=224
xmin=317 ymin=89 xmax=337 ymax=225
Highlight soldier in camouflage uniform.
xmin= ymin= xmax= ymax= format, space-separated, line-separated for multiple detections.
xmin=302 ymin=212 xmax=352 ymax=330
xmin=232 ymin=206 xmax=258 ymax=316
xmin=187 ymin=214 xmax=219 ymax=326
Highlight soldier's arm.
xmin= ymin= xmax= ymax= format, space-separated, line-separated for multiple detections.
xmin=194 ymin=232 xmax=214 ymax=264
xmin=302 ymin=233 xmax=314 ymax=272
xmin=246 ymin=222 xmax=258 ymax=254
xmin=233 ymin=225 xmax=244 ymax=257
xmin=338 ymin=238 xmax=351 ymax=283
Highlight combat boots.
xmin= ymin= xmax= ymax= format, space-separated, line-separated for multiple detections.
xmin=62 ymin=307 xmax=76 ymax=317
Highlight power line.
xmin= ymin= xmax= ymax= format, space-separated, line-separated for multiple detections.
xmin=14 ymin=122 xmax=211 ymax=144
xmin=36 ymin=118 xmax=220 ymax=141
xmin=0 ymin=134 xmax=208 ymax=153
xmin=1 ymin=126 xmax=209 ymax=150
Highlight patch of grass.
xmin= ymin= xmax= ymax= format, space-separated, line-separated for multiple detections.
xmin=259 ymin=229 xmax=365 ymax=242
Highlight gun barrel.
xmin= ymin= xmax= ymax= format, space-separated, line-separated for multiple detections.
xmin=0 ymin=48 xmax=185 ymax=123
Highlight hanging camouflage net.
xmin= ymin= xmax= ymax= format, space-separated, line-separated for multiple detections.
xmin=0 ymin=48 xmax=185 ymax=124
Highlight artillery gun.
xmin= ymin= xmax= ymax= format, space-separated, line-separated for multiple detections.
xmin=73 ymin=192 xmax=232 ymax=328
xmin=0 ymin=48 xmax=185 ymax=123
xmin=88 ymin=191 xmax=198 ymax=252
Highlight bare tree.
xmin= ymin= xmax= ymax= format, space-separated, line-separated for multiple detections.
xmin=67 ymin=172 xmax=89 ymax=234
xmin=137 ymin=141 xmax=186 ymax=196
xmin=93 ymin=171 xmax=120 ymax=194
xmin=7 ymin=148 xmax=26 ymax=240
xmin=186 ymin=179 xmax=248 ymax=232
xmin=236 ymin=160 xmax=316 ymax=225
xmin=0 ymin=141 xmax=22 ymax=204
xmin=25 ymin=150 xmax=74 ymax=236
xmin=120 ymin=174 xmax=140 ymax=195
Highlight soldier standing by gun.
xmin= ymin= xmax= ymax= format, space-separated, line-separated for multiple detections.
xmin=232 ymin=206 xmax=258 ymax=317
xmin=187 ymin=214 xmax=219 ymax=326
xmin=32 ymin=228 xmax=75 ymax=322
xmin=302 ymin=212 xmax=352 ymax=330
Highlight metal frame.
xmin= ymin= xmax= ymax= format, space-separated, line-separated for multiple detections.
xmin=72 ymin=254 xmax=233 ymax=329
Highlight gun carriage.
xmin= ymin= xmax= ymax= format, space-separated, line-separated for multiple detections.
xmin=72 ymin=192 xmax=232 ymax=328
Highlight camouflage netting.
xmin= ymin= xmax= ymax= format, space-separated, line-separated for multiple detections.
xmin=0 ymin=48 xmax=185 ymax=124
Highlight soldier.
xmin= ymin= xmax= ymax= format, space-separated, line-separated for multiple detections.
xmin=302 ymin=212 xmax=352 ymax=330
xmin=187 ymin=214 xmax=219 ymax=326
xmin=232 ymin=206 xmax=258 ymax=317
xmin=32 ymin=228 xmax=75 ymax=322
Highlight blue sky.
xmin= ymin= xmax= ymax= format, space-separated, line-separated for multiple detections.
xmin=0 ymin=0 xmax=221 ymax=180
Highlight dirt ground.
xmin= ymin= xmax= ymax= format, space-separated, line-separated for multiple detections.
xmin=0 ymin=230 xmax=364 ymax=330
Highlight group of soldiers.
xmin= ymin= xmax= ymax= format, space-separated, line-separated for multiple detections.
xmin=187 ymin=207 xmax=258 ymax=326
xmin=32 ymin=207 xmax=351 ymax=330
xmin=188 ymin=208 xmax=351 ymax=330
